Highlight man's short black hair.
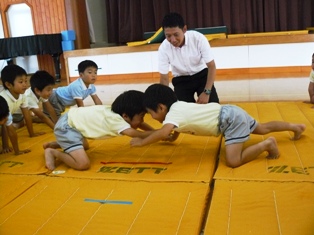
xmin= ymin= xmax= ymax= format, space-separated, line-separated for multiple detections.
xmin=143 ymin=84 xmax=178 ymax=112
xmin=78 ymin=60 xmax=98 ymax=74
xmin=0 ymin=64 xmax=27 ymax=89
xmin=0 ymin=96 xmax=9 ymax=121
xmin=162 ymin=12 xmax=185 ymax=29
xmin=112 ymin=90 xmax=146 ymax=120
xmin=30 ymin=70 xmax=55 ymax=92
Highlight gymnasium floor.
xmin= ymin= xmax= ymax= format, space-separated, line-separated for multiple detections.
xmin=83 ymin=74 xmax=310 ymax=105
xmin=0 ymin=74 xmax=313 ymax=235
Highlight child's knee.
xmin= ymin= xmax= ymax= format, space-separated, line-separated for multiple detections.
xmin=226 ymin=160 xmax=242 ymax=168
xmin=225 ymin=156 xmax=243 ymax=168
xmin=76 ymin=160 xmax=90 ymax=170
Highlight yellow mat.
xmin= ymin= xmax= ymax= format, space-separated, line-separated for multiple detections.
xmin=48 ymin=134 xmax=221 ymax=183
xmin=0 ymin=116 xmax=221 ymax=183
xmin=0 ymin=101 xmax=312 ymax=234
xmin=0 ymin=177 xmax=209 ymax=235
xmin=227 ymin=30 xmax=309 ymax=38
xmin=204 ymin=180 xmax=314 ymax=235
xmin=214 ymin=102 xmax=314 ymax=182
xmin=127 ymin=27 xmax=164 ymax=46
xmin=0 ymin=123 xmax=54 ymax=175
xmin=127 ymin=27 xmax=226 ymax=46
xmin=0 ymin=174 xmax=44 ymax=209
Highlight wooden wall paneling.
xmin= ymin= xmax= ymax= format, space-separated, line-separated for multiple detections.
xmin=42 ymin=1 xmax=51 ymax=33
xmin=34 ymin=0 xmax=43 ymax=34
xmin=64 ymin=0 xmax=90 ymax=49
xmin=0 ymin=0 xmax=68 ymax=80
xmin=48 ymin=1 xmax=56 ymax=32
xmin=57 ymin=0 xmax=67 ymax=31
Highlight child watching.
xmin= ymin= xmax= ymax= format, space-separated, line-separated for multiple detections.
xmin=0 ymin=65 xmax=45 ymax=152
xmin=43 ymin=90 xmax=154 ymax=171
xmin=15 ymin=70 xmax=58 ymax=129
xmin=130 ymin=84 xmax=306 ymax=168
xmin=308 ymin=53 xmax=314 ymax=108
xmin=44 ymin=60 xmax=102 ymax=118
xmin=0 ymin=95 xmax=31 ymax=155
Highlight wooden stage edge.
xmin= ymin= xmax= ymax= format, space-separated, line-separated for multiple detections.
xmin=67 ymin=66 xmax=309 ymax=85
xmin=63 ymin=34 xmax=314 ymax=57
xmin=63 ymin=34 xmax=313 ymax=85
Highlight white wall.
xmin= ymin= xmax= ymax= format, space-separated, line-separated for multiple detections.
xmin=0 ymin=12 xmax=6 ymax=71
xmin=67 ymin=42 xmax=314 ymax=77
xmin=6 ymin=3 xmax=39 ymax=73
xmin=85 ymin=0 xmax=109 ymax=47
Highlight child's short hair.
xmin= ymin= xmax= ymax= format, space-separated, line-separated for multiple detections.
xmin=1 ymin=64 xmax=27 ymax=89
xmin=0 ymin=96 xmax=9 ymax=121
xmin=162 ymin=12 xmax=185 ymax=29
xmin=112 ymin=90 xmax=146 ymax=120
xmin=78 ymin=60 xmax=98 ymax=74
xmin=143 ymin=84 xmax=178 ymax=112
xmin=30 ymin=70 xmax=55 ymax=92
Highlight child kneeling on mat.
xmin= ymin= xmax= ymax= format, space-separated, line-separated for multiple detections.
xmin=130 ymin=84 xmax=306 ymax=168
xmin=43 ymin=90 xmax=154 ymax=171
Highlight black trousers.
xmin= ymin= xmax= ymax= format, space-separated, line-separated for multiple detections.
xmin=171 ymin=68 xmax=219 ymax=103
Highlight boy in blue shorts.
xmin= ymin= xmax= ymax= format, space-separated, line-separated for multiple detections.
xmin=43 ymin=90 xmax=154 ymax=171
xmin=44 ymin=60 xmax=102 ymax=118
xmin=130 ymin=84 xmax=306 ymax=168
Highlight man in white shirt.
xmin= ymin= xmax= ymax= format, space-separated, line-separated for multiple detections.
xmin=158 ymin=12 xmax=219 ymax=104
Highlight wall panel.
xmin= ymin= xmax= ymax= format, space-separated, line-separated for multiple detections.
xmin=0 ymin=0 xmax=67 ymax=79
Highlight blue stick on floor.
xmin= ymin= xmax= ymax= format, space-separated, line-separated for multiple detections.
xmin=84 ymin=198 xmax=132 ymax=205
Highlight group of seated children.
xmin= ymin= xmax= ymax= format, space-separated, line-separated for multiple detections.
xmin=0 ymin=60 xmax=102 ymax=155
xmin=0 ymin=58 xmax=310 ymax=170
xmin=308 ymin=53 xmax=314 ymax=108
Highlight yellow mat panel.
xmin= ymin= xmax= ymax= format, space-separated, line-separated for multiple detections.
xmin=0 ymin=177 xmax=209 ymax=235
xmin=227 ymin=30 xmax=309 ymax=38
xmin=215 ymin=102 xmax=314 ymax=182
xmin=0 ymin=123 xmax=54 ymax=175
xmin=0 ymin=116 xmax=221 ymax=183
xmin=127 ymin=27 xmax=164 ymax=46
xmin=204 ymin=180 xmax=314 ymax=235
xmin=48 ymin=134 xmax=221 ymax=183
xmin=0 ymin=174 xmax=44 ymax=209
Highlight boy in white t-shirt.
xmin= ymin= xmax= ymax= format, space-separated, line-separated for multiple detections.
xmin=130 ymin=84 xmax=306 ymax=168
xmin=25 ymin=70 xmax=58 ymax=129
xmin=43 ymin=90 xmax=154 ymax=171
xmin=0 ymin=65 xmax=45 ymax=155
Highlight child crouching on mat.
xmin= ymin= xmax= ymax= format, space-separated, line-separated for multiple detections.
xmin=307 ymin=53 xmax=314 ymax=108
xmin=43 ymin=90 xmax=154 ymax=171
xmin=130 ymin=84 xmax=306 ymax=168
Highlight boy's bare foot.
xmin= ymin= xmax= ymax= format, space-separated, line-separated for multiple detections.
xmin=44 ymin=148 xmax=56 ymax=171
xmin=292 ymin=124 xmax=306 ymax=140
xmin=43 ymin=142 xmax=60 ymax=149
xmin=265 ymin=137 xmax=280 ymax=159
